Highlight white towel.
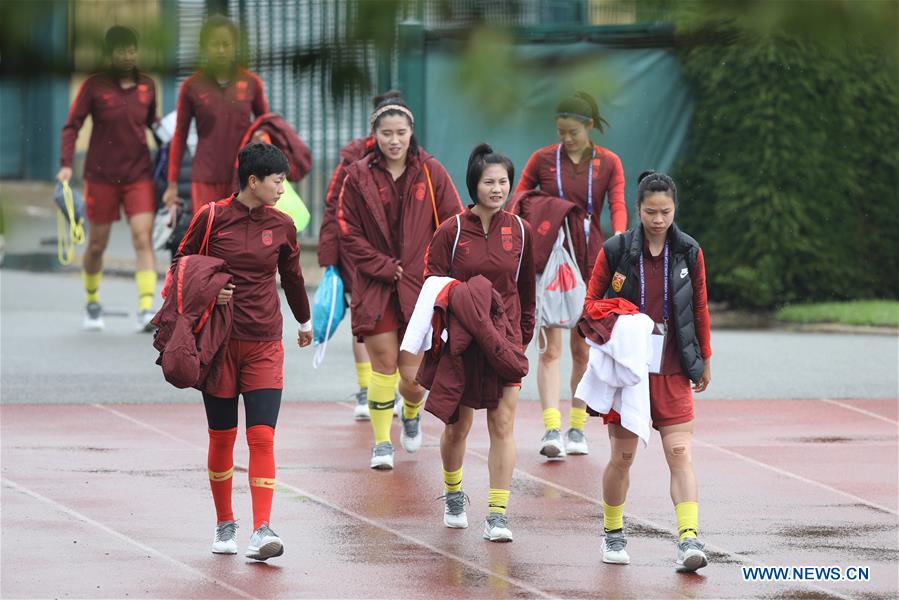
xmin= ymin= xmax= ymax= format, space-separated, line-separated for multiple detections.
xmin=574 ymin=313 xmax=654 ymax=446
xmin=400 ymin=276 xmax=456 ymax=354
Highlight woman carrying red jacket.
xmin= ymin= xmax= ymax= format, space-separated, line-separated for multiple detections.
xmin=424 ymin=143 xmax=536 ymax=542
xmin=318 ymin=90 xmax=402 ymax=420
xmin=585 ymin=170 xmax=711 ymax=572
xmin=337 ymin=99 xmax=462 ymax=470
xmin=176 ymin=143 xmax=312 ymax=561
xmin=516 ymin=91 xmax=627 ymax=459
xmin=163 ymin=15 xmax=269 ymax=215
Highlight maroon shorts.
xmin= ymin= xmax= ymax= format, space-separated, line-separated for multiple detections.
xmin=84 ymin=179 xmax=155 ymax=225
xmin=205 ymin=339 xmax=284 ymax=398
xmin=191 ymin=182 xmax=234 ymax=214
xmin=603 ymin=372 xmax=694 ymax=430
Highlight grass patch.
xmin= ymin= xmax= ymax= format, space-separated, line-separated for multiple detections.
xmin=776 ymin=300 xmax=899 ymax=327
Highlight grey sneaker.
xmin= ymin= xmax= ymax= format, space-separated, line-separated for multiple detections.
xmin=353 ymin=389 xmax=370 ymax=420
xmin=370 ymin=441 xmax=395 ymax=470
xmin=540 ymin=428 xmax=566 ymax=458
xmin=439 ymin=491 xmax=469 ymax=529
xmin=136 ymin=309 xmax=156 ymax=333
xmin=676 ymin=537 xmax=708 ymax=572
xmin=83 ymin=302 xmax=104 ymax=331
xmin=211 ymin=520 xmax=238 ymax=554
xmin=565 ymin=427 xmax=589 ymax=455
xmin=245 ymin=523 xmax=283 ymax=561
xmin=400 ymin=413 xmax=422 ymax=453
xmin=602 ymin=530 xmax=630 ymax=564
xmin=483 ymin=513 xmax=513 ymax=542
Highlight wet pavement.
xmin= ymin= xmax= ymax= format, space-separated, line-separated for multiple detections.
xmin=2 ymin=398 xmax=896 ymax=599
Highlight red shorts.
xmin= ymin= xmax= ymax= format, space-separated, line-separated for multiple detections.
xmin=191 ymin=182 xmax=235 ymax=214
xmin=357 ymin=294 xmax=405 ymax=339
xmin=205 ymin=339 xmax=284 ymax=398
xmin=603 ymin=372 xmax=694 ymax=430
xmin=84 ymin=179 xmax=155 ymax=225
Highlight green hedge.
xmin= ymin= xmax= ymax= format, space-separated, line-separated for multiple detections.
xmin=673 ymin=31 xmax=899 ymax=309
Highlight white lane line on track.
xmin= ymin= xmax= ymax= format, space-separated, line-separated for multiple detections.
xmin=818 ymin=397 xmax=899 ymax=426
xmin=93 ymin=403 xmax=557 ymax=600
xmin=2 ymin=477 xmax=259 ymax=600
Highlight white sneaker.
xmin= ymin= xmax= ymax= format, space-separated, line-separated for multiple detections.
xmin=602 ymin=530 xmax=630 ymax=564
xmin=539 ymin=429 xmax=566 ymax=458
xmin=136 ymin=309 xmax=156 ymax=333
xmin=83 ymin=302 xmax=104 ymax=331
xmin=370 ymin=442 xmax=394 ymax=470
xmin=565 ymin=428 xmax=589 ymax=455
xmin=441 ymin=491 xmax=468 ymax=529
xmin=393 ymin=394 xmax=403 ymax=418
xmin=400 ymin=414 xmax=422 ymax=453
xmin=483 ymin=513 xmax=513 ymax=542
xmin=676 ymin=537 xmax=708 ymax=572
xmin=353 ymin=389 xmax=370 ymax=420
xmin=245 ymin=523 xmax=283 ymax=561
xmin=211 ymin=520 xmax=238 ymax=555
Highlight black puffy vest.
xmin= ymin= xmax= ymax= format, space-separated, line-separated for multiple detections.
xmin=602 ymin=224 xmax=704 ymax=382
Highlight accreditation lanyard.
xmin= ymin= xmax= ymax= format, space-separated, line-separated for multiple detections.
xmin=556 ymin=143 xmax=596 ymax=242
xmin=639 ymin=240 xmax=670 ymax=324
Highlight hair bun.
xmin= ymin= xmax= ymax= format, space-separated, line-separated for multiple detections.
xmin=637 ymin=170 xmax=656 ymax=185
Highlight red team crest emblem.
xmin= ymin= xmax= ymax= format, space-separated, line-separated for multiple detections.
xmin=611 ymin=271 xmax=626 ymax=293
xmin=137 ymin=83 xmax=151 ymax=104
xmin=501 ymin=226 xmax=513 ymax=252
xmin=262 ymin=230 xmax=273 ymax=246
xmin=413 ymin=182 xmax=426 ymax=201
xmin=592 ymin=158 xmax=601 ymax=177
xmin=235 ymin=80 xmax=248 ymax=102
xmin=537 ymin=220 xmax=551 ymax=235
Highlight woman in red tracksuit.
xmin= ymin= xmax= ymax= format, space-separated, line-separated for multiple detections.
xmin=163 ymin=15 xmax=269 ymax=215
xmin=517 ymin=91 xmax=627 ymax=459
xmin=425 ymin=143 xmax=536 ymax=542
xmin=318 ymin=90 xmax=402 ymax=421
xmin=176 ymin=143 xmax=312 ymax=561
xmin=337 ymin=99 xmax=462 ymax=470
xmin=586 ymin=170 xmax=712 ymax=572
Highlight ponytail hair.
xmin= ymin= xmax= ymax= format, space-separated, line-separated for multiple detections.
xmin=637 ymin=170 xmax=678 ymax=206
xmin=556 ymin=91 xmax=610 ymax=134
xmin=466 ymin=143 xmax=515 ymax=203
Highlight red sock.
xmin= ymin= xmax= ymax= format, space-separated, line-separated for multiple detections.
xmin=246 ymin=425 xmax=276 ymax=529
xmin=207 ymin=428 xmax=237 ymax=523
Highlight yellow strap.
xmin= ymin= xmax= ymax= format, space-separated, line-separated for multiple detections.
xmin=208 ymin=467 xmax=234 ymax=481
xmin=57 ymin=181 xmax=85 ymax=265
xmin=249 ymin=477 xmax=276 ymax=489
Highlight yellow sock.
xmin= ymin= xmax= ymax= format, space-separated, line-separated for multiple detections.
xmin=443 ymin=467 xmax=462 ymax=493
xmin=569 ymin=407 xmax=588 ymax=430
xmin=403 ymin=397 xmax=423 ymax=420
xmin=355 ymin=362 xmax=371 ymax=390
xmin=368 ymin=370 xmax=396 ymax=444
xmin=82 ymin=270 xmax=102 ymax=304
xmin=603 ymin=501 xmax=625 ymax=531
xmin=487 ymin=489 xmax=510 ymax=514
xmin=675 ymin=501 xmax=699 ymax=541
xmin=543 ymin=408 xmax=561 ymax=431
xmin=135 ymin=270 xmax=157 ymax=312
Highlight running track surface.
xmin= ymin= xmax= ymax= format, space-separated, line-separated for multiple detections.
xmin=2 ymin=398 xmax=897 ymax=599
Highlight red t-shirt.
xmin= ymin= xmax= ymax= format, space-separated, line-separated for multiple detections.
xmin=60 ymin=71 xmax=157 ymax=184
xmin=176 ymin=195 xmax=310 ymax=341
xmin=168 ymin=69 xmax=269 ymax=184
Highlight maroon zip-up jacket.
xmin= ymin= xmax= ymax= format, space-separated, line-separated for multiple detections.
xmin=168 ymin=68 xmax=269 ymax=184
xmin=337 ymin=149 xmax=463 ymax=335
xmin=317 ymin=136 xmax=373 ymax=292
xmin=60 ymin=71 xmax=157 ymax=184
xmin=517 ymin=143 xmax=627 ymax=277
xmin=176 ymin=195 xmax=310 ymax=341
xmin=425 ymin=207 xmax=537 ymax=346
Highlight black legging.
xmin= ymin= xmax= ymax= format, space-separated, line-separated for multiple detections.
xmin=203 ymin=389 xmax=282 ymax=430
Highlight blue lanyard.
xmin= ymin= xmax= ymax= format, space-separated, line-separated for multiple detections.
xmin=639 ymin=240 xmax=669 ymax=322
xmin=555 ymin=144 xmax=595 ymax=216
